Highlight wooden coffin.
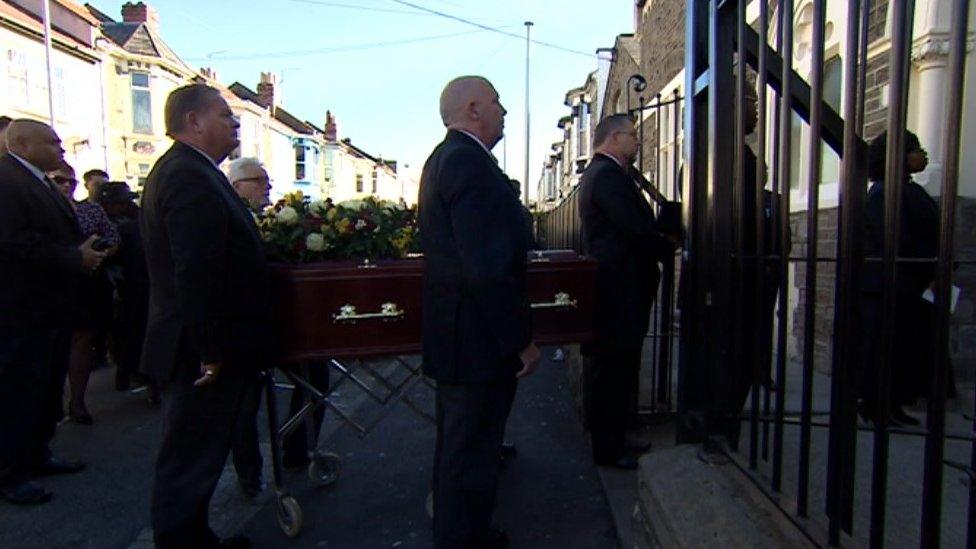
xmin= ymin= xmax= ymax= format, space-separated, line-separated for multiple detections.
xmin=273 ymin=250 xmax=596 ymax=362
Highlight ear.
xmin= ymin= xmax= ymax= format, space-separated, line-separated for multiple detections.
xmin=185 ymin=110 xmax=202 ymax=134
xmin=467 ymin=100 xmax=481 ymax=121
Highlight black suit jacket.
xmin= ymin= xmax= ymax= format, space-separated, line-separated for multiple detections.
xmin=862 ymin=178 xmax=940 ymax=297
xmin=418 ymin=130 xmax=532 ymax=383
xmin=139 ymin=142 xmax=273 ymax=383
xmin=578 ymin=153 xmax=673 ymax=349
xmin=0 ymin=153 xmax=84 ymax=328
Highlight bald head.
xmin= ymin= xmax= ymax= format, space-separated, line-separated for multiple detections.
xmin=438 ymin=76 xmax=506 ymax=148
xmin=6 ymin=119 xmax=64 ymax=171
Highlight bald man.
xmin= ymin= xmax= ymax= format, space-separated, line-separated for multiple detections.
xmin=419 ymin=76 xmax=540 ymax=548
xmin=0 ymin=119 xmax=105 ymax=505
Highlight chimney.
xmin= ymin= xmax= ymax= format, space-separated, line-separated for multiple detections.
xmin=121 ymin=2 xmax=159 ymax=33
xmin=324 ymin=110 xmax=337 ymax=142
xmin=199 ymin=67 xmax=218 ymax=82
xmin=257 ymin=72 xmax=276 ymax=108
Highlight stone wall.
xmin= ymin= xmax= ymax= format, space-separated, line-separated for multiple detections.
xmin=637 ymin=0 xmax=686 ymax=101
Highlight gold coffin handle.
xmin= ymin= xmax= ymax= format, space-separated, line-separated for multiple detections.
xmin=530 ymin=292 xmax=577 ymax=310
xmin=333 ymin=302 xmax=405 ymax=323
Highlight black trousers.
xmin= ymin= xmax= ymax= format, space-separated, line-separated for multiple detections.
xmin=589 ymin=341 xmax=643 ymax=463
xmin=0 ymin=328 xmax=69 ymax=487
xmin=150 ymin=362 xmax=255 ymax=548
xmin=432 ymin=377 xmax=517 ymax=549
xmin=231 ymin=363 xmax=330 ymax=480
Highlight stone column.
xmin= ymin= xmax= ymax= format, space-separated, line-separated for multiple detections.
xmin=911 ymin=36 xmax=951 ymax=191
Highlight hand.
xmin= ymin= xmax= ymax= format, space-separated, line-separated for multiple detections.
xmin=193 ymin=362 xmax=221 ymax=387
xmin=516 ymin=342 xmax=541 ymax=378
xmin=78 ymin=235 xmax=108 ymax=271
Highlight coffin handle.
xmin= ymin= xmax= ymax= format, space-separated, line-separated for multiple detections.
xmin=333 ymin=302 xmax=405 ymax=323
xmin=530 ymin=292 xmax=577 ymax=310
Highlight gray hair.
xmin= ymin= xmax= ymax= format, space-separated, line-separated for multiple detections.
xmin=227 ymin=157 xmax=264 ymax=183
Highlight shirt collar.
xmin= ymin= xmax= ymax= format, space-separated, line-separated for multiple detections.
xmin=455 ymin=129 xmax=497 ymax=163
xmin=181 ymin=142 xmax=222 ymax=170
xmin=9 ymin=152 xmax=49 ymax=184
xmin=595 ymin=151 xmax=625 ymax=169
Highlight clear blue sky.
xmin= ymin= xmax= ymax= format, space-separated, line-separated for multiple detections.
xmin=88 ymin=0 xmax=634 ymax=198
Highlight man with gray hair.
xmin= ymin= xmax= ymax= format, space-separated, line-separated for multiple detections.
xmin=419 ymin=75 xmax=540 ymax=547
xmin=227 ymin=157 xmax=271 ymax=212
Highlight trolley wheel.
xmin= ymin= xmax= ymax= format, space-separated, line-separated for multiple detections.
xmin=276 ymin=495 xmax=303 ymax=537
xmin=426 ymin=490 xmax=434 ymax=519
xmin=308 ymin=452 xmax=342 ymax=486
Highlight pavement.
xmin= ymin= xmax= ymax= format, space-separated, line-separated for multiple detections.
xmin=0 ymin=349 xmax=621 ymax=549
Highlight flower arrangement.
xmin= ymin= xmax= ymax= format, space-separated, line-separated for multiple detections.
xmin=258 ymin=192 xmax=420 ymax=263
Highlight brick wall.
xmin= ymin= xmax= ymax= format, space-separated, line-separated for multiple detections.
xmin=862 ymin=52 xmax=890 ymax=140
xmin=638 ymin=0 xmax=686 ymax=101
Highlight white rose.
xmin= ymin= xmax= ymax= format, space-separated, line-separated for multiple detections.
xmin=355 ymin=219 xmax=367 ymax=230
xmin=305 ymin=233 xmax=326 ymax=252
xmin=276 ymin=206 xmax=299 ymax=225
xmin=339 ymin=199 xmax=365 ymax=210
xmin=309 ymin=200 xmax=328 ymax=215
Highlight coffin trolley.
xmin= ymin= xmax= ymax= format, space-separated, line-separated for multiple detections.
xmin=263 ymin=250 xmax=596 ymax=537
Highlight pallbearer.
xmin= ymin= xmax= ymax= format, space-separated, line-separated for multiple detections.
xmin=578 ymin=114 xmax=675 ymax=469
xmin=419 ymin=75 xmax=541 ymax=548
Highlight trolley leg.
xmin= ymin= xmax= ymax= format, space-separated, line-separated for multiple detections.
xmin=300 ymin=362 xmax=317 ymax=461
xmin=263 ymin=369 xmax=286 ymax=495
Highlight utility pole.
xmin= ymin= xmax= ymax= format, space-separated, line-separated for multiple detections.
xmin=523 ymin=21 xmax=533 ymax=207
xmin=42 ymin=0 xmax=56 ymax=127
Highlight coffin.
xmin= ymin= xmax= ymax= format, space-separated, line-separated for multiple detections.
xmin=273 ymin=250 xmax=596 ymax=362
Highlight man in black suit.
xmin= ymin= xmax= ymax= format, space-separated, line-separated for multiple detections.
xmin=578 ymin=114 xmax=674 ymax=470
xmin=419 ymin=76 xmax=541 ymax=548
xmin=141 ymin=84 xmax=271 ymax=549
xmin=0 ymin=119 xmax=104 ymax=504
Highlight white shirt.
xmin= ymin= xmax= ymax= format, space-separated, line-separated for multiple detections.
xmin=183 ymin=142 xmax=222 ymax=170
xmin=456 ymin=129 xmax=498 ymax=164
xmin=9 ymin=152 xmax=49 ymax=186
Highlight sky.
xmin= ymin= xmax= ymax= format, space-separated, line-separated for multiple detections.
xmin=87 ymin=0 xmax=635 ymax=199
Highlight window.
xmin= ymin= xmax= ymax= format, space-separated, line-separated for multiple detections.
xmin=820 ymin=56 xmax=843 ymax=185
xmin=371 ymin=170 xmax=378 ymax=194
xmin=131 ymin=72 xmax=152 ymax=134
xmin=7 ymin=49 xmax=27 ymax=104
xmin=52 ymin=67 xmax=66 ymax=117
xmin=577 ymin=103 xmax=590 ymax=158
xmin=294 ymin=143 xmax=306 ymax=181
xmin=355 ymin=174 xmax=364 ymax=193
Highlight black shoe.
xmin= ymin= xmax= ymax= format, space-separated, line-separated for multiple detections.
xmin=500 ymin=443 xmax=517 ymax=459
xmin=891 ymin=407 xmax=921 ymax=427
xmin=282 ymin=454 xmax=310 ymax=470
xmin=34 ymin=457 xmax=85 ymax=477
xmin=624 ymin=442 xmax=652 ymax=453
xmin=596 ymin=455 xmax=639 ymax=470
xmin=68 ymin=402 xmax=93 ymax=425
xmin=238 ymin=477 xmax=266 ymax=498
xmin=0 ymin=481 xmax=52 ymax=505
xmin=472 ymin=528 xmax=509 ymax=548
xmin=218 ymin=535 xmax=252 ymax=549
xmin=115 ymin=373 xmax=131 ymax=391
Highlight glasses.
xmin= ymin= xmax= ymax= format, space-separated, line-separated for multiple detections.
xmin=52 ymin=176 xmax=77 ymax=186
xmin=235 ymin=177 xmax=271 ymax=184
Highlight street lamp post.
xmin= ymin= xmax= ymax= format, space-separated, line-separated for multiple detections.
xmin=42 ymin=0 xmax=55 ymax=127
xmin=523 ymin=21 xmax=533 ymax=208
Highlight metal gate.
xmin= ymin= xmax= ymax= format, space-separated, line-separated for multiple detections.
xmin=680 ymin=1 xmax=973 ymax=547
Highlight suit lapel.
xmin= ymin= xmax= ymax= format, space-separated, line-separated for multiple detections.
xmin=175 ymin=143 xmax=262 ymax=243
xmin=3 ymin=156 xmax=78 ymax=225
